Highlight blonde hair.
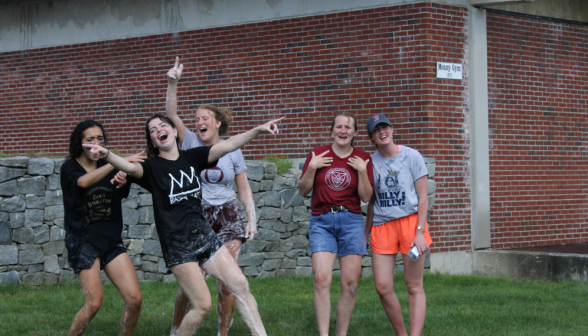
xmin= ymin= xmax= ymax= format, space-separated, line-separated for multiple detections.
xmin=198 ymin=105 xmax=233 ymax=136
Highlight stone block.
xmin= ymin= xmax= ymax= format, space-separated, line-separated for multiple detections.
xmin=261 ymin=259 xmax=281 ymax=271
xmin=361 ymin=267 xmax=373 ymax=277
xmin=264 ymin=241 xmax=279 ymax=252
xmin=264 ymin=252 xmax=284 ymax=259
xmin=253 ymin=192 xmax=265 ymax=207
xmin=128 ymin=225 xmax=152 ymax=239
xmin=44 ymin=205 xmax=64 ymax=221
xmin=258 ymin=219 xmax=276 ymax=230
xmin=238 ymin=253 xmax=265 ymax=267
xmin=248 ymin=180 xmax=261 ymax=193
xmin=0 ymin=156 xmax=29 ymax=168
xmin=280 ymin=189 xmax=304 ymax=208
xmin=150 ymin=224 xmax=159 ymax=240
xmin=272 ymin=176 xmax=296 ymax=191
xmin=292 ymin=235 xmax=309 ymax=250
xmin=260 ymin=180 xmax=273 ymax=191
xmin=50 ymin=226 xmax=65 ymax=241
xmin=59 ymin=270 xmax=77 ymax=284
xmin=254 ymin=228 xmax=280 ymax=242
xmin=143 ymin=240 xmax=163 ymax=257
xmin=126 ymin=239 xmax=144 ymax=255
xmin=143 ymin=255 xmax=158 ymax=262
xmin=45 ymin=273 xmax=59 ymax=285
xmin=428 ymin=194 xmax=435 ymax=213
xmin=280 ymin=239 xmax=293 ymax=252
xmin=280 ymin=232 xmax=292 ymax=239
xmin=273 ymin=222 xmax=286 ymax=233
xmin=286 ymin=249 xmax=306 ymax=259
xmin=280 ymin=208 xmax=293 ymax=223
xmin=245 ymin=163 xmax=264 ymax=181
xmin=0 ymin=180 xmax=17 ymax=196
xmin=53 ymin=218 xmax=64 ymax=228
xmin=0 ymin=221 xmax=12 ymax=244
xmin=44 ymin=255 xmax=60 ymax=274
xmin=136 ymin=270 xmax=145 ymax=281
xmin=427 ymin=179 xmax=436 ymax=195
xmin=18 ymin=243 xmax=42 ymax=251
xmin=0 ymin=244 xmax=18 ymax=265
xmin=333 ymin=260 xmax=340 ymax=270
xmin=28 ymin=158 xmax=54 ymax=176
xmin=1 ymin=195 xmax=25 ymax=212
xmin=286 ymin=222 xmax=298 ymax=232
xmin=276 ymin=268 xmax=295 ymax=277
xmin=293 ymin=206 xmax=309 ymax=222
xmin=0 ymin=212 xmax=7 ymax=221
xmin=426 ymin=162 xmax=436 ymax=178
xmin=44 ymin=190 xmax=62 ymax=206
xmin=295 ymin=266 xmax=313 ymax=276
xmin=243 ymin=266 xmax=259 ymax=276
xmin=0 ymin=271 xmax=22 ymax=286
xmin=19 ymin=248 xmax=44 ymax=265
xmin=25 ymin=209 xmax=44 ymax=228
xmin=142 ymin=261 xmax=158 ymax=273
xmin=52 ymin=158 xmax=65 ymax=173
xmin=130 ymin=255 xmax=143 ymax=267
xmin=143 ymin=272 xmax=164 ymax=282
xmin=23 ymin=273 xmax=45 ymax=286
xmin=138 ymin=206 xmax=154 ymax=224
xmin=17 ymin=176 xmax=46 ymax=196
xmin=264 ymin=191 xmax=282 ymax=208
xmin=297 ymin=257 xmax=312 ymax=267
xmin=46 ymin=174 xmax=61 ymax=190
xmin=281 ymin=258 xmax=296 ymax=269
xmin=122 ymin=196 xmax=139 ymax=209
xmin=29 ymin=264 xmax=44 ymax=273
xmin=43 ymin=240 xmax=65 ymax=256
xmin=163 ymin=274 xmax=177 ymax=283
xmin=260 ymin=207 xmax=281 ymax=219
xmin=34 ymin=225 xmax=50 ymax=244
xmin=138 ymin=194 xmax=153 ymax=206
xmin=257 ymin=271 xmax=275 ymax=278
xmin=0 ymin=167 xmax=27 ymax=183
xmin=12 ymin=228 xmax=34 ymax=244
xmin=158 ymin=258 xmax=168 ymax=274
xmin=123 ymin=209 xmax=139 ymax=225
xmin=296 ymin=222 xmax=309 ymax=235
xmin=245 ymin=240 xmax=266 ymax=253
xmin=263 ymin=163 xmax=278 ymax=175
xmin=26 ymin=195 xmax=46 ymax=209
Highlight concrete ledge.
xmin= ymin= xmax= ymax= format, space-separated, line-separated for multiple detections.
xmin=431 ymin=250 xmax=588 ymax=282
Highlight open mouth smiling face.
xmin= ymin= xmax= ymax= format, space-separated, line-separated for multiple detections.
xmin=195 ymin=108 xmax=221 ymax=142
xmin=149 ymin=119 xmax=176 ymax=149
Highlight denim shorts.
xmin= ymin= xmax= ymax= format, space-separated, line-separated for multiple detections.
xmin=309 ymin=210 xmax=367 ymax=257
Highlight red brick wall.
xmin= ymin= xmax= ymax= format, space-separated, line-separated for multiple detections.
xmin=486 ymin=11 xmax=588 ymax=248
xmin=0 ymin=3 xmax=470 ymax=252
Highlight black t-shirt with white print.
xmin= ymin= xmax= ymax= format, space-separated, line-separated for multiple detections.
xmin=131 ymin=146 xmax=223 ymax=267
xmin=61 ymin=158 xmax=130 ymax=256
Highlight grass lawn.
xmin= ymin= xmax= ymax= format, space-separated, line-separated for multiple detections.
xmin=1 ymin=273 xmax=587 ymax=335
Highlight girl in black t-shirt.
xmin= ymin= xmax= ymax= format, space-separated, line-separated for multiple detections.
xmin=61 ymin=120 xmax=145 ymax=336
xmin=87 ymin=114 xmax=282 ymax=336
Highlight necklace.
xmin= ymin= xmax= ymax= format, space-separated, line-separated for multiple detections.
xmin=77 ymin=158 xmax=97 ymax=173
xmin=332 ymin=145 xmax=353 ymax=159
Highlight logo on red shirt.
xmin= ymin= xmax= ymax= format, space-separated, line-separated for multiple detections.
xmin=325 ymin=168 xmax=351 ymax=191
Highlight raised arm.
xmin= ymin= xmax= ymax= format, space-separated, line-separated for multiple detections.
xmin=298 ymin=150 xmax=332 ymax=196
xmin=166 ymin=56 xmax=187 ymax=144
xmin=77 ymin=151 xmax=146 ymax=188
xmin=235 ymin=171 xmax=257 ymax=241
xmin=86 ymin=144 xmax=144 ymax=179
xmin=208 ymin=117 xmax=284 ymax=164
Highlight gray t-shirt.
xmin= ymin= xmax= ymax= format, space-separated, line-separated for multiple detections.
xmin=371 ymin=146 xmax=428 ymax=226
xmin=181 ymin=129 xmax=247 ymax=206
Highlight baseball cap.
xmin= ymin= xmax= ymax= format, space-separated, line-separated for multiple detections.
xmin=367 ymin=113 xmax=392 ymax=133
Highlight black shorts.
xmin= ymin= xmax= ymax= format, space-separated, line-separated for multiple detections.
xmin=66 ymin=233 xmax=127 ymax=274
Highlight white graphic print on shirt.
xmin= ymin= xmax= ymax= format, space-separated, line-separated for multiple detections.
xmin=169 ymin=167 xmax=201 ymax=204
xmin=376 ymin=170 xmax=406 ymax=207
xmin=325 ymin=168 xmax=351 ymax=191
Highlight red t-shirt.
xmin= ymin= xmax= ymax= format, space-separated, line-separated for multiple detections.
xmin=301 ymin=145 xmax=374 ymax=215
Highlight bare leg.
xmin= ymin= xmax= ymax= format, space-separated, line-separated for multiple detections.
xmin=170 ymin=262 xmax=212 ymax=336
xmin=216 ymin=240 xmax=242 ymax=336
xmin=69 ymin=259 xmax=103 ymax=336
xmin=402 ymin=254 xmax=426 ymax=336
xmin=373 ymin=253 xmax=407 ymax=336
xmin=335 ymin=254 xmax=362 ymax=336
xmin=311 ymin=252 xmax=337 ymax=336
xmin=104 ymin=253 xmax=143 ymax=336
xmin=202 ymin=246 xmax=266 ymax=336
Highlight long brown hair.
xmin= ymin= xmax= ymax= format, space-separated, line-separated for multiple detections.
xmin=330 ymin=112 xmax=358 ymax=147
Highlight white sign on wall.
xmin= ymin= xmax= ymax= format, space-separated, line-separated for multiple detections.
xmin=436 ymin=62 xmax=463 ymax=80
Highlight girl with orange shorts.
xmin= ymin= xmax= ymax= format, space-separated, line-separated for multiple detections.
xmin=364 ymin=114 xmax=433 ymax=336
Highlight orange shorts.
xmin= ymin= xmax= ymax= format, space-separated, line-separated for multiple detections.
xmin=370 ymin=213 xmax=433 ymax=255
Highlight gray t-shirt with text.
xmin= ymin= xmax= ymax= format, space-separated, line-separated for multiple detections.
xmin=181 ymin=129 xmax=247 ymax=206
xmin=371 ymin=146 xmax=428 ymax=226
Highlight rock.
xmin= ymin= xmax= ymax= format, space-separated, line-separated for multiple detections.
xmin=126 ymin=239 xmax=144 ymax=255
xmin=264 ymin=241 xmax=279 ymax=252
xmin=428 ymin=194 xmax=435 ymax=213
xmin=272 ymin=176 xmax=296 ymax=191
xmin=253 ymin=192 xmax=265 ymax=207
xmin=280 ymin=232 xmax=292 ymax=239
xmin=33 ymin=225 xmax=50 ymax=243
xmin=163 ymin=274 xmax=176 ymax=283
xmin=280 ymin=239 xmax=293 ymax=252
xmin=427 ymin=179 xmax=436 ymax=195
xmin=260 ymin=207 xmax=281 ymax=219
xmin=12 ymin=228 xmax=33 ymax=244
xmin=254 ymin=228 xmax=280 ymax=242
xmin=276 ymin=268 xmax=295 ymax=277
xmin=60 ymin=270 xmax=77 ymax=284
xmin=18 ymin=243 xmax=42 ymax=251
xmin=257 ymin=271 xmax=275 ymax=278
xmin=44 ymin=205 xmax=64 ymax=221
xmin=45 ymin=190 xmax=62 ymax=206
xmin=128 ymin=225 xmax=152 ymax=239
xmin=244 ymin=240 xmax=266 ymax=253
xmin=26 ymin=195 xmax=46 ymax=209
xmin=260 ymin=180 xmax=273 ymax=191
xmin=50 ymin=226 xmax=65 ymax=241
xmin=53 ymin=158 xmax=66 ymax=173
xmin=53 ymin=218 xmax=64 ymax=228
xmin=0 ymin=244 xmax=18 ymax=265
xmin=136 ymin=270 xmax=145 ymax=281
xmin=158 ymin=258 xmax=168 ymax=274
xmin=25 ymin=209 xmax=44 ymax=228
xmin=281 ymin=258 xmax=296 ymax=269
xmin=17 ymin=176 xmax=46 ymax=196
xmin=43 ymin=240 xmax=65 ymax=256
xmin=245 ymin=163 xmax=264 ymax=181
xmin=292 ymin=235 xmax=309 ymax=250
xmin=1 ymin=195 xmax=25 ymax=212
xmin=362 ymin=256 xmax=372 ymax=267
xmin=295 ymin=266 xmax=313 ymax=276
xmin=286 ymin=249 xmax=306 ymax=259
xmin=263 ymin=163 xmax=278 ymax=175
xmin=0 ymin=156 xmax=29 ymax=168
xmin=46 ymin=174 xmax=61 ymax=190
xmin=144 ymin=273 xmax=163 ymax=281
xmin=138 ymin=194 xmax=153 ymax=206
xmin=130 ymin=255 xmax=142 ymax=267
xmin=258 ymin=219 xmax=276 ymax=230
xmin=261 ymin=259 xmax=281 ymax=271
xmin=280 ymin=208 xmax=293 ymax=223
xmin=19 ymin=249 xmax=44 ymax=264
xmin=273 ymin=222 xmax=286 ymax=233
xmin=123 ymin=209 xmax=139 ymax=225
xmin=150 ymin=224 xmax=159 ymax=240
xmin=264 ymin=191 xmax=281 ymax=208
xmin=297 ymin=257 xmax=312 ymax=266
xmin=142 ymin=261 xmax=158 ymax=273
xmin=122 ymin=196 xmax=139 ymax=209
xmin=264 ymin=252 xmax=284 ymax=259
xmin=293 ymin=206 xmax=309 ymax=222
xmin=280 ymin=189 xmax=304 ymax=208
xmin=238 ymin=253 xmax=265 ymax=267
xmin=0 ymin=212 xmax=7 ymax=221
xmin=361 ymin=267 xmax=373 ymax=277
xmin=333 ymin=260 xmax=340 ymax=270
xmin=45 ymin=273 xmax=59 ymax=285
xmin=248 ymin=180 xmax=261 ymax=193
xmin=0 ymin=221 xmax=12 ymax=244
xmin=143 ymin=255 xmax=158 ymax=262
xmin=44 ymin=255 xmax=61 ymax=274
xmin=426 ymin=162 xmax=436 ymax=178
xmin=28 ymin=158 xmax=55 ymax=176
xmin=243 ymin=266 xmax=259 ymax=276
xmin=287 ymin=222 xmax=298 ymax=232
xmin=0 ymin=180 xmax=17 ymax=196
xmin=23 ymin=273 xmax=45 ymax=286
xmin=0 ymin=271 xmax=22 ymax=286
xmin=142 ymin=240 xmax=163 ymax=257
xmin=0 ymin=167 xmax=27 ymax=183
xmin=138 ymin=206 xmax=154 ymax=223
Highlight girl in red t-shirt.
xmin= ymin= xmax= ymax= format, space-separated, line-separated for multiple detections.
xmin=299 ymin=112 xmax=373 ymax=336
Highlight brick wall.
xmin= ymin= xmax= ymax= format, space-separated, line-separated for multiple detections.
xmin=0 ymin=3 xmax=470 ymax=252
xmin=486 ymin=11 xmax=588 ymax=249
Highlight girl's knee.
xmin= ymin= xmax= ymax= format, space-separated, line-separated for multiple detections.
xmin=313 ymin=272 xmax=332 ymax=292
xmin=226 ymin=274 xmax=249 ymax=297
xmin=375 ymin=280 xmax=394 ymax=297
xmin=86 ymin=298 xmax=103 ymax=316
xmin=125 ymin=292 xmax=143 ymax=312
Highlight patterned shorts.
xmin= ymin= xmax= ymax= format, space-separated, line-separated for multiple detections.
xmin=202 ymin=198 xmax=247 ymax=244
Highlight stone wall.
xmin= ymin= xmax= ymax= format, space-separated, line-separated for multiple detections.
xmin=0 ymin=156 xmax=436 ymax=286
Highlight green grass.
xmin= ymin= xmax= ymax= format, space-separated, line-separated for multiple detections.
xmin=262 ymin=154 xmax=294 ymax=175
xmin=1 ymin=273 xmax=587 ymax=335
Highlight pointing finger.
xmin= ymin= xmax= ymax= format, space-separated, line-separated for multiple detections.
xmin=174 ymin=56 xmax=179 ymax=69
